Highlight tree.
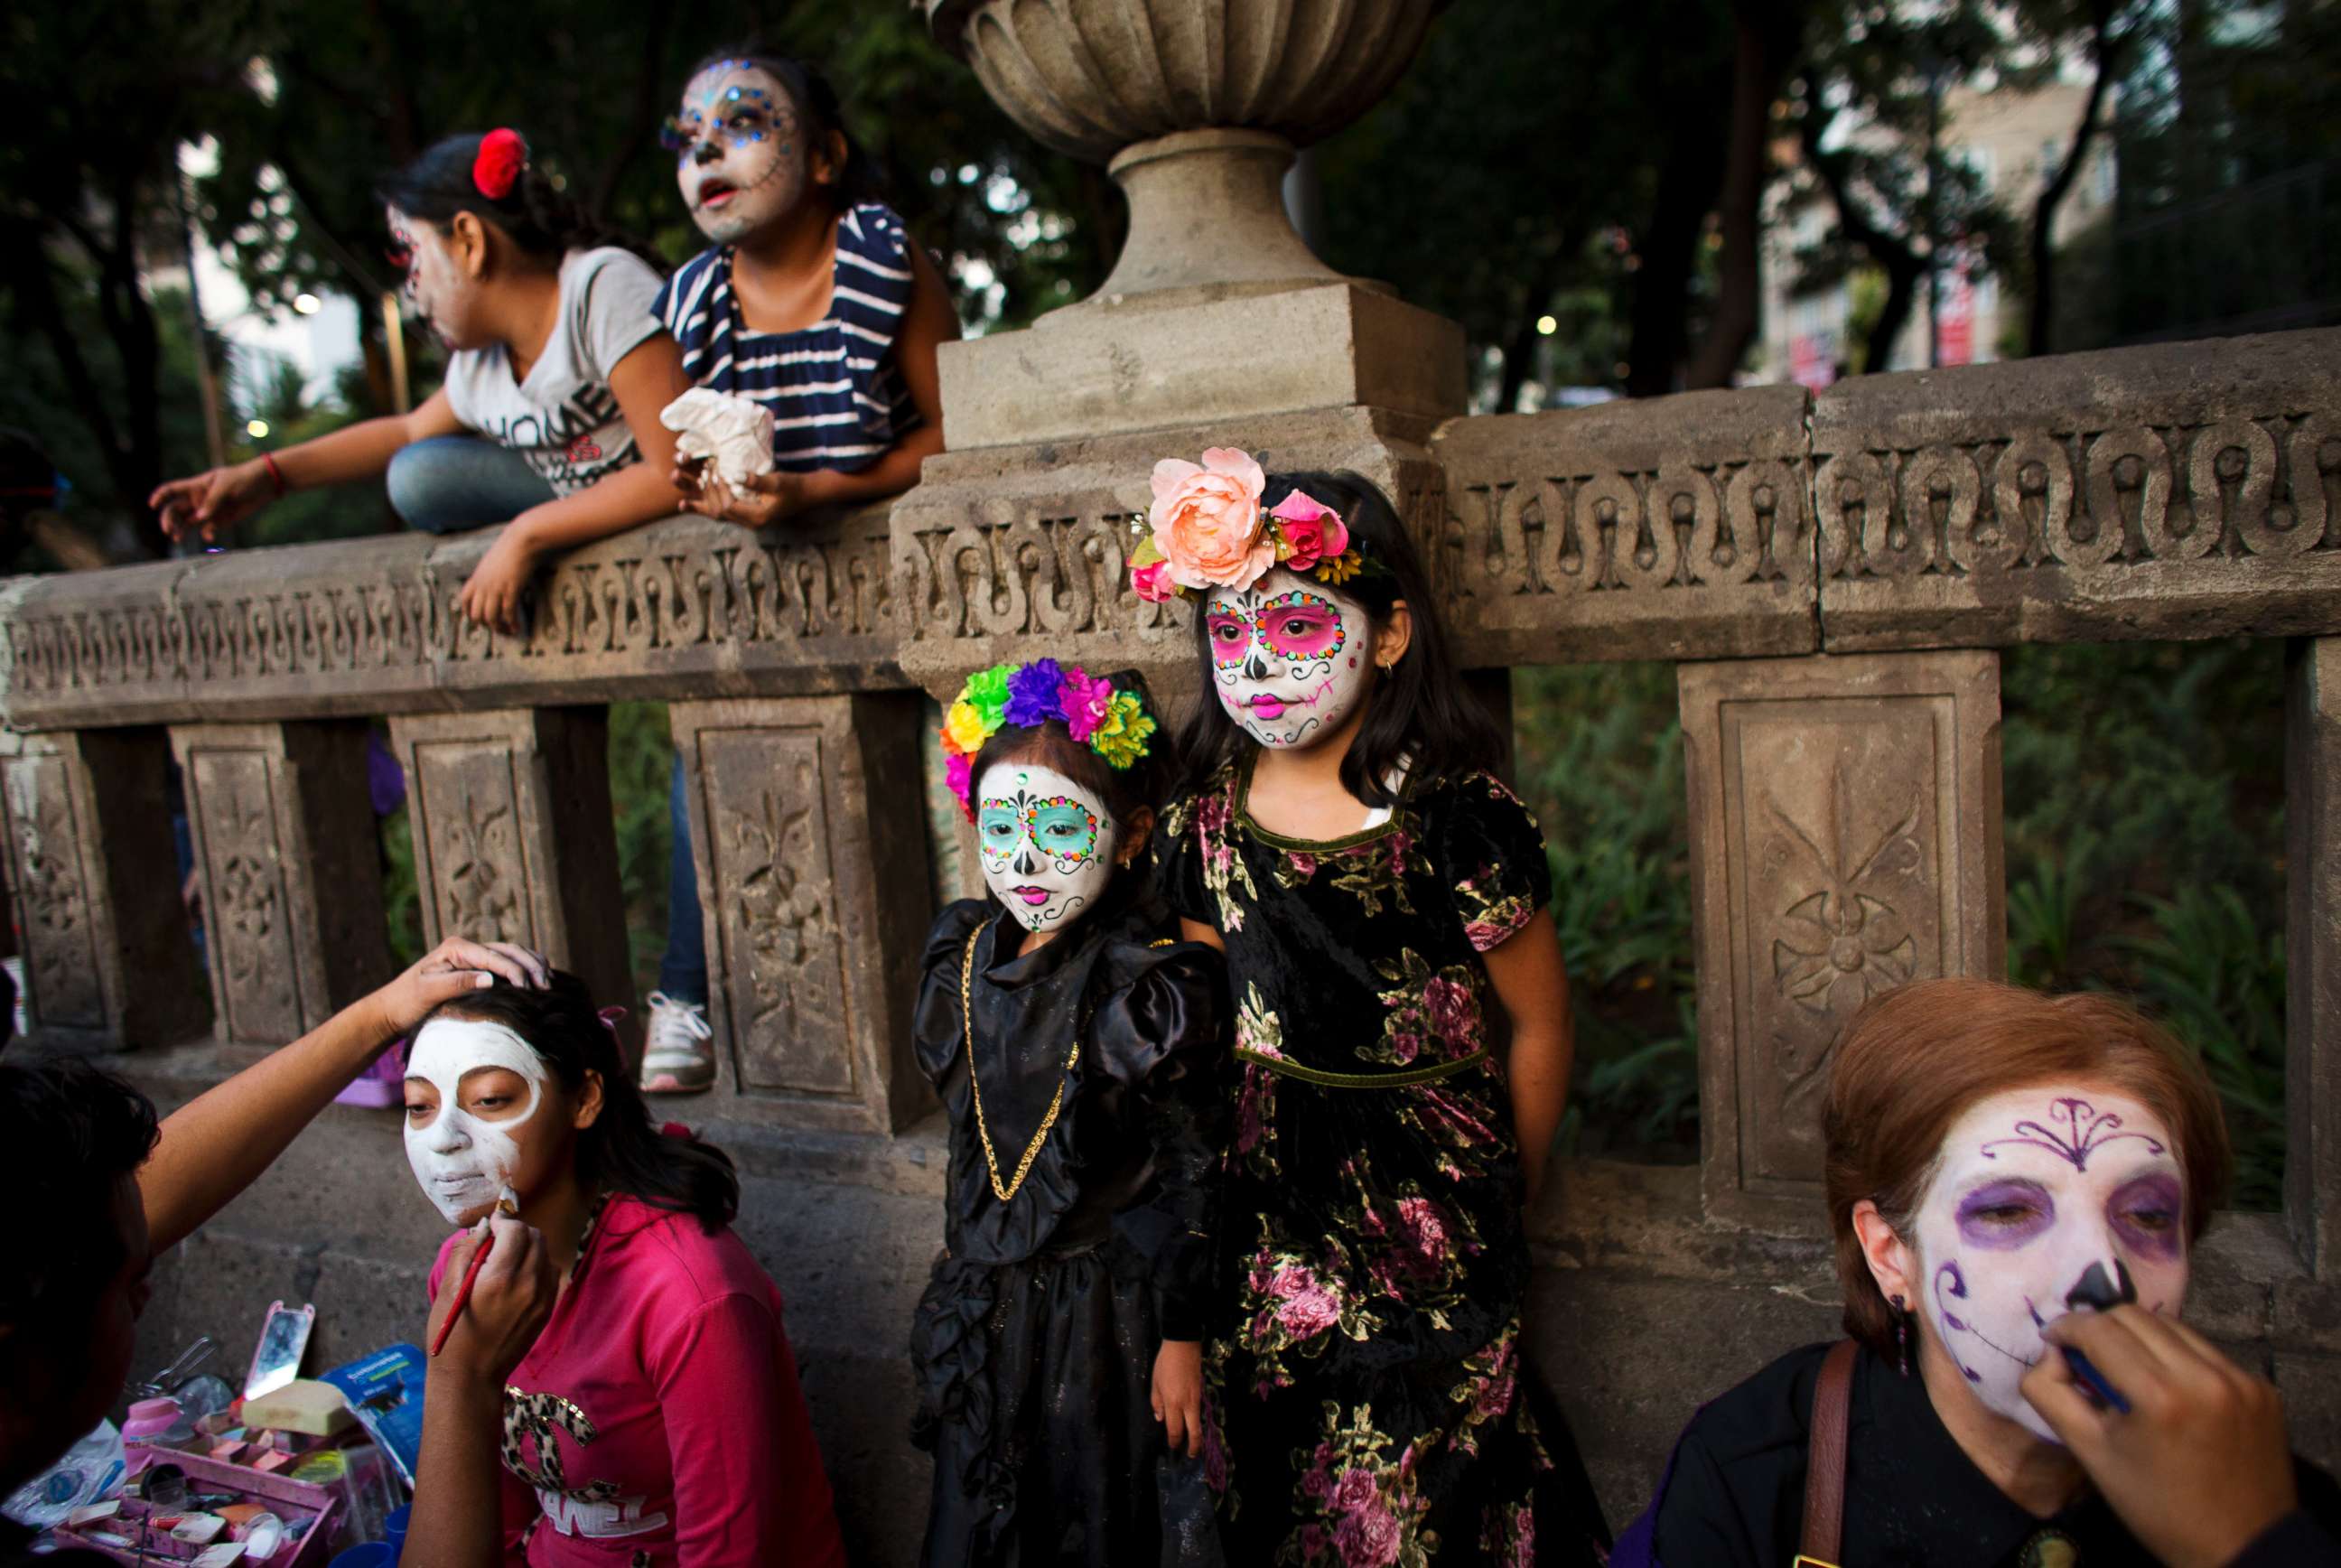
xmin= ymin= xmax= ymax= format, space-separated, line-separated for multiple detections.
xmin=2015 ymin=0 xmax=2140 ymax=353
xmin=1784 ymin=0 xmax=2020 ymax=372
xmin=0 ymin=3 xmax=256 ymax=555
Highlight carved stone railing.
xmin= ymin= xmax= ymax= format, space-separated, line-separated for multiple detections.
xmin=0 ymin=507 xmax=931 ymax=1137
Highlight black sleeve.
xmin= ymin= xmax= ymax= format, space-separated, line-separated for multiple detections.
xmin=1099 ymin=948 xmax=1231 ymax=1340
xmin=1647 ymin=1419 xmax=1771 ymax=1568
xmin=911 ymin=900 xmax=993 ymax=1087
xmin=2227 ymin=1511 xmax=2341 ymax=1567
xmin=1432 ymin=773 xmax=1556 ymax=953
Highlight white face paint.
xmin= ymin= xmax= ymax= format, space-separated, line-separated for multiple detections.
xmin=670 ymin=63 xmax=809 ymax=246
xmin=1205 ymin=568 xmax=1376 ymax=751
xmin=386 ymin=205 xmax=477 ymax=350
xmin=1905 ymin=1084 xmax=2188 ymax=1442
xmin=403 ymin=1018 xmax=548 ymax=1224
xmin=975 ymin=761 xmax=1118 ymax=934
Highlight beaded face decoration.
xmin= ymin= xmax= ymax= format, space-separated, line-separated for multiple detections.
xmin=975 ymin=765 xmax=1115 ymax=933
xmin=1206 ymin=570 xmax=1376 ymax=751
xmin=667 ymin=60 xmax=805 ymax=245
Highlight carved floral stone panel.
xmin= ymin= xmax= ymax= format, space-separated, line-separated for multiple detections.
xmin=1682 ymin=650 xmax=2004 ymax=1232
xmin=408 ymin=742 xmax=535 ymax=951
xmin=0 ymin=749 xmax=105 ymax=1031
xmin=672 ymin=695 xmax=933 ymax=1134
xmin=700 ymin=728 xmax=853 ymax=1097
xmin=183 ymin=746 xmax=303 ymax=1043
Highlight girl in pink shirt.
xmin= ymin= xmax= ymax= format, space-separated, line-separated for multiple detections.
xmin=402 ymin=970 xmax=846 ymax=1568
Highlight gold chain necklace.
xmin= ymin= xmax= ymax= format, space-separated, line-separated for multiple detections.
xmin=959 ymin=919 xmax=1085 ymax=1203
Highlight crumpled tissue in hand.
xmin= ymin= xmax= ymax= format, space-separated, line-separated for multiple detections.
xmin=659 ymin=388 xmax=776 ymax=488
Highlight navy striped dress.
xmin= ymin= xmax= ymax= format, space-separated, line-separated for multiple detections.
xmin=654 ymin=201 xmax=925 ymax=473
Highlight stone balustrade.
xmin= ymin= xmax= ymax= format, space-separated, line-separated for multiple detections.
xmin=9 ymin=323 xmax=2341 ymax=1551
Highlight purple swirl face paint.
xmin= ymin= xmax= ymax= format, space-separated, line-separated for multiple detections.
xmin=1905 ymin=1085 xmax=2189 ymax=1444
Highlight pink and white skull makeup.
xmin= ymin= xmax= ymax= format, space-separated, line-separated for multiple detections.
xmin=976 ymin=761 xmax=1118 ymax=933
xmin=385 ymin=206 xmax=471 ymax=349
xmin=1205 ymin=567 xmax=1376 ymax=751
xmin=1904 ymin=1085 xmax=2188 ymax=1442
xmin=403 ymin=1017 xmax=548 ymax=1224
xmin=668 ymin=61 xmax=808 ymax=246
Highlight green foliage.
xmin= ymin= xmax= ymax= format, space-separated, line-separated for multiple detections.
xmin=1514 ymin=662 xmax=1699 ymax=1160
xmin=1999 ymin=639 xmax=2288 ymax=1207
xmin=2110 ymin=885 xmax=2289 ymax=1212
xmin=380 ymin=798 xmax=424 ymax=969
xmin=1507 ymin=639 xmax=2291 ymax=1198
xmin=607 ymin=702 xmax=676 ymax=998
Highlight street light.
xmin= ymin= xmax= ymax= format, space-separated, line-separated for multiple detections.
xmin=293 ymin=293 xmax=322 ymax=315
xmin=1536 ymin=314 xmax=1558 ymax=336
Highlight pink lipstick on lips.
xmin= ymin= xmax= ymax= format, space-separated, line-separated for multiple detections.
xmin=1012 ymin=886 xmax=1050 ymax=907
xmin=1247 ymin=695 xmax=1288 ymax=720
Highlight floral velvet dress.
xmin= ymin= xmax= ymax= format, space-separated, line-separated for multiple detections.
xmin=1156 ymin=761 xmax=1607 ymax=1568
xmin=909 ymin=880 xmax=1232 ymax=1568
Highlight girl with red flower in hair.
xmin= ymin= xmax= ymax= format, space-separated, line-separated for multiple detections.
xmin=151 ymin=130 xmax=691 ymax=633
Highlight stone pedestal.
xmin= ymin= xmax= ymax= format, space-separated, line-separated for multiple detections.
xmin=2290 ymin=638 xmax=2341 ymax=1273
xmin=670 ymin=695 xmax=932 ymax=1133
xmin=937 ymin=283 xmax=1463 ymax=453
xmin=0 ymin=728 xmax=208 ymax=1046
xmin=172 ymin=722 xmax=394 ymax=1046
xmin=387 ymin=709 xmax=634 ymax=1030
xmin=1679 ymin=650 xmax=2005 ymax=1232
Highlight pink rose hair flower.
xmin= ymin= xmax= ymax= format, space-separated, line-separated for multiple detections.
xmin=1149 ymin=447 xmax=1274 ymax=593
xmin=1267 ymin=489 xmax=1350 ymax=571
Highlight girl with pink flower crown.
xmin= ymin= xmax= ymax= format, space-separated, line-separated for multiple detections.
xmin=1142 ymin=453 xmax=1610 ymax=1566
xmin=910 ymin=660 xmax=1233 ymax=1567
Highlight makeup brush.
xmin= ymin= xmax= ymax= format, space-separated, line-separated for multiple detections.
xmin=2059 ymin=1258 xmax=2137 ymax=1413
xmin=429 ymin=1184 xmax=519 ymax=1358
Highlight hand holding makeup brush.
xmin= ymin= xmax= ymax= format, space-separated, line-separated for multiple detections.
xmin=2026 ymin=1306 xmax=2300 ymax=1568
xmin=424 ymin=1209 xmax=556 ymax=1383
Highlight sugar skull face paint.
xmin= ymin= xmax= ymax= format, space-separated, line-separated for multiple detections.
xmin=1206 ymin=568 xmax=1376 ymax=751
xmin=386 ymin=206 xmax=477 ymax=350
xmin=1906 ymin=1084 xmax=2188 ymax=1442
xmin=403 ymin=1017 xmax=548 ymax=1224
xmin=975 ymin=761 xmax=1117 ymax=933
xmin=667 ymin=61 xmax=807 ymax=245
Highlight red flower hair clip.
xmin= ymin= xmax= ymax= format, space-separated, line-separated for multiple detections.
xmin=473 ymin=128 xmax=527 ymax=200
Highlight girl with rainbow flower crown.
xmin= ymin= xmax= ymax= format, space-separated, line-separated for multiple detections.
xmin=910 ymin=661 xmax=1233 ymax=1567
xmin=1143 ymin=452 xmax=1610 ymax=1566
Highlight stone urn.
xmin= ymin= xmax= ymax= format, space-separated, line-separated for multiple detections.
xmin=925 ymin=0 xmax=1447 ymax=310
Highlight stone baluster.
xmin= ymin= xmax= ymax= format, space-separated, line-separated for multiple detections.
xmin=1678 ymin=650 xmax=2007 ymax=1231
xmin=386 ymin=709 xmax=635 ymax=1031
xmin=0 ymin=727 xmax=209 ymax=1046
xmin=172 ymin=721 xmax=396 ymax=1046
xmin=2290 ymin=638 xmax=2341 ymax=1273
xmin=669 ymin=694 xmax=932 ymax=1133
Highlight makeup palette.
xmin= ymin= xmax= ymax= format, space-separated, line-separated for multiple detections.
xmin=51 ymin=1451 xmax=340 ymax=1566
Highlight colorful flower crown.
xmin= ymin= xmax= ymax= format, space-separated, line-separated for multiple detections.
xmin=1125 ymin=447 xmax=1385 ymax=603
xmin=939 ymin=659 xmax=1157 ymax=820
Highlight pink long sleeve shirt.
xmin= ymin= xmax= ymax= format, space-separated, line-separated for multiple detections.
xmin=427 ymin=1195 xmax=847 ymax=1568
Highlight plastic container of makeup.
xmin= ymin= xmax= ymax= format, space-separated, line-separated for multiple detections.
xmin=48 ymin=1447 xmax=340 ymax=1566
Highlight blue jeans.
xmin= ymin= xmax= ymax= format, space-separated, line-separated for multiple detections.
xmin=387 ymin=436 xmax=555 ymax=534
xmin=658 ymin=753 xmax=708 ymax=1003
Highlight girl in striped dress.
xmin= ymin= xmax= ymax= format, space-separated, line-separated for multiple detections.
xmin=637 ymin=48 xmax=958 ymax=1093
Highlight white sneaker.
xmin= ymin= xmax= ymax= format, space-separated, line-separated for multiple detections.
xmin=640 ymin=991 xmax=715 ymax=1094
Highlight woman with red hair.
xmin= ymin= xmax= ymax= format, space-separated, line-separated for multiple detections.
xmin=1627 ymin=978 xmax=2341 ymax=1567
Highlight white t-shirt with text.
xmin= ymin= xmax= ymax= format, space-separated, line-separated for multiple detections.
xmin=441 ymin=246 xmax=664 ymax=495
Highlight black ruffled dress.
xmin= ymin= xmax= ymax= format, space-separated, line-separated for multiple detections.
xmin=909 ymin=882 xmax=1232 ymax=1568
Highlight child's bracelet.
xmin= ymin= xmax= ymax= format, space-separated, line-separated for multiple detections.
xmin=261 ymin=451 xmax=286 ymax=496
